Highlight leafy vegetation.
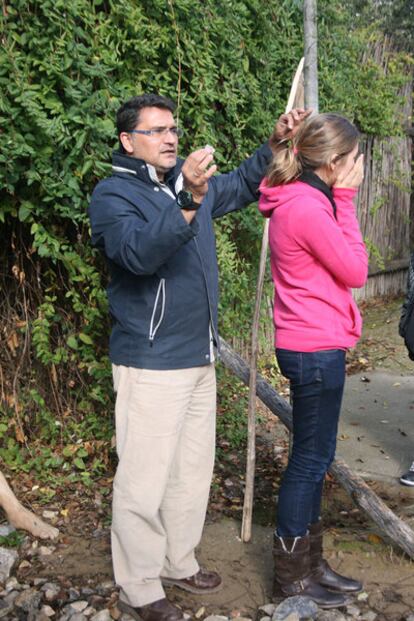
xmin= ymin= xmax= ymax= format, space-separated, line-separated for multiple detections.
xmin=0 ymin=0 xmax=412 ymax=480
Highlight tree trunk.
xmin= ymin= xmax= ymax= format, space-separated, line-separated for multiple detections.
xmin=219 ymin=337 xmax=414 ymax=559
xmin=304 ymin=0 xmax=319 ymax=112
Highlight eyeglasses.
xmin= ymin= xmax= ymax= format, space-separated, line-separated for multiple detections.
xmin=129 ymin=127 xmax=183 ymax=138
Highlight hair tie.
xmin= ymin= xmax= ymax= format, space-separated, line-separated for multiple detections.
xmin=293 ymin=146 xmax=299 ymax=156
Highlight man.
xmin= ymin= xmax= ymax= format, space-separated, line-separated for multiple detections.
xmin=89 ymin=93 xmax=308 ymax=621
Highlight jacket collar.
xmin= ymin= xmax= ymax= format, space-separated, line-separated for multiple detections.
xmin=111 ymin=150 xmax=182 ymax=189
xmin=299 ymin=169 xmax=337 ymax=219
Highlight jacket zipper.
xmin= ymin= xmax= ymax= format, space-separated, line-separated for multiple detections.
xmin=149 ymin=278 xmax=166 ymax=346
xmin=194 ymin=239 xmax=219 ymax=352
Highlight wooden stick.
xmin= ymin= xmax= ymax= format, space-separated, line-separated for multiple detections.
xmin=221 ymin=338 xmax=414 ymax=558
xmin=241 ymin=58 xmax=305 ymax=542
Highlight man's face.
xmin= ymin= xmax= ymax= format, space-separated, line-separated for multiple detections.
xmin=120 ymin=107 xmax=178 ymax=178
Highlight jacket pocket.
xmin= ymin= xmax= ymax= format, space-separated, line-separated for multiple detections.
xmin=149 ymin=278 xmax=166 ymax=345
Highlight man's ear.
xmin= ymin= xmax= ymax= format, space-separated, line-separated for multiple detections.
xmin=119 ymin=132 xmax=134 ymax=155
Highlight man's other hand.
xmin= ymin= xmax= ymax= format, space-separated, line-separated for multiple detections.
xmin=270 ymin=108 xmax=313 ymax=151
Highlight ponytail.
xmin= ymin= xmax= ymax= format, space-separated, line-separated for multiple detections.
xmin=266 ymin=140 xmax=303 ymax=186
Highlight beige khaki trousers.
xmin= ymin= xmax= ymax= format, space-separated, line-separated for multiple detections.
xmin=111 ymin=363 xmax=216 ymax=607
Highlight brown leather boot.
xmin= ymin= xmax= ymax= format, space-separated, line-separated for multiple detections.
xmin=309 ymin=521 xmax=363 ymax=593
xmin=273 ymin=533 xmax=349 ymax=609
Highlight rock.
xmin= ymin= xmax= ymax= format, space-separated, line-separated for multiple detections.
xmin=406 ymin=616 xmax=414 ymax=621
xmin=260 ymin=617 xmax=272 ymax=621
xmin=0 ymin=547 xmax=18 ymax=581
xmin=91 ymin=611 xmax=112 ymax=621
xmin=5 ymin=576 xmax=20 ymax=592
xmin=4 ymin=590 xmax=19 ymax=606
xmin=40 ymin=605 xmax=56 ymax=617
xmin=204 ymin=617 xmax=229 ymax=621
xmin=83 ymin=608 xmax=97 ymax=618
xmin=273 ymin=596 xmax=319 ymax=621
xmin=35 ymin=613 xmax=51 ymax=621
xmin=259 ymin=605 xmax=277 ymax=616
xmin=81 ymin=588 xmax=95 ymax=597
xmin=70 ymin=601 xmax=89 ymax=613
xmin=69 ymin=587 xmax=81 ymax=601
xmin=38 ymin=546 xmax=55 ymax=556
xmin=357 ymin=592 xmax=369 ymax=602
xmin=42 ymin=511 xmax=58 ymax=520
xmin=360 ymin=613 xmax=377 ymax=621
xmin=42 ymin=582 xmax=61 ymax=602
xmin=97 ymin=581 xmax=115 ymax=594
xmin=34 ymin=578 xmax=47 ymax=586
xmin=14 ymin=587 xmax=43 ymax=612
xmin=0 ymin=599 xmax=14 ymax=619
xmin=317 ymin=611 xmax=347 ymax=621
xmin=0 ymin=524 xmax=16 ymax=536
xmin=346 ymin=604 xmax=362 ymax=617
xmin=19 ymin=559 xmax=32 ymax=569
xmin=71 ymin=615 xmax=88 ymax=621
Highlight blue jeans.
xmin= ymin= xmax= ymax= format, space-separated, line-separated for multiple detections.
xmin=275 ymin=348 xmax=346 ymax=537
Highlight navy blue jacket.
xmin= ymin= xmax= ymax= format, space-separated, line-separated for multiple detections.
xmin=89 ymin=144 xmax=272 ymax=369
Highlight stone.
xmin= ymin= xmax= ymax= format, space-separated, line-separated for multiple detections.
xmin=83 ymin=608 xmax=97 ymax=618
xmin=38 ymin=546 xmax=55 ymax=556
xmin=91 ymin=610 xmax=112 ymax=621
xmin=345 ymin=605 xmax=362 ymax=617
xmin=204 ymin=617 xmax=229 ymax=621
xmin=34 ymin=578 xmax=47 ymax=586
xmin=70 ymin=601 xmax=89 ymax=613
xmin=40 ymin=605 xmax=56 ymax=617
xmin=260 ymin=617 xmax=272 ymax=621
xmin=5 ymin=576 xmax=20 ymax=592
xmin=81 ymin=588 xmax=95 ymax=597
xmin=0 ymin=547 xmax=18 ymax=581
xmin=42 ymin=582 xmax=61 ymax=602
xmin=35 ymin=613 xmax=51 ymax=621
xmin=357 ymin=592 xmax=369 ymax=602
xmin=259 ymin=605 xmax=277 ymax=616
xmin=0 ymin=600 xmax=14 ymax=620
xmin=14 ymin=587 xmax=43 ymax=612
xmin=42 ymin=511 xmax=58 ymax=520
xmin=317 ymin=611 xmax=347 ymax=621
xmin=68 ymin=587 xmax=81 ymax=600
xmin=0 ymin=524 xmax=15 ymax=537
xmin=360 ymin=613 xmax=377 ymax=621
xmin=4 ymin=590 xmax=19 ymax=606
xmin=71 ymin=615 xmax=88 ymax=621
xmin=273 ymin=596 xmax=319 ymax=621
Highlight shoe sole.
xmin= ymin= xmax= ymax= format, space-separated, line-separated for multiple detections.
xmin=118 ymin=600 xmax=185 ymax=621
xmin=400 ymin=479 xmax=414 ymax=486
xmin=161 ymin=577 xmax=223 ymax=594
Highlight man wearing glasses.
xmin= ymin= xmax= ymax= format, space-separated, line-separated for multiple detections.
xmin=89 ymin=94 xmax=308 ymax=621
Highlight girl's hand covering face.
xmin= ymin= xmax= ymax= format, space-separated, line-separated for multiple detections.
xmin=334 ymin=152 xmax=364 ymax=189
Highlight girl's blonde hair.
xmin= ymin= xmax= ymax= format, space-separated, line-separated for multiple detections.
xmin=266 ymin=113 xmax=359 ymax=187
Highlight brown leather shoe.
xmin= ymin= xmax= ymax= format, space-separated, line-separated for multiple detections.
xmin=118 ymin=597 xmax=185 ymax=621
xmin=161 ymin=568 xmax=222 ymax=594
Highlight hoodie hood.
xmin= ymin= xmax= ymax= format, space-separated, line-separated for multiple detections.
xmin=259 ymin=178 xmax=309 ymax=218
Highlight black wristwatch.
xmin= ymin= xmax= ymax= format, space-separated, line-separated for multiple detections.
xmin=176 ymin=190 xmax=202 ymax=211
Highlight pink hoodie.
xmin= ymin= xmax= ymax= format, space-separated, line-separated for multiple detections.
xmin=259 ymin=180 xmax=368 ymax=352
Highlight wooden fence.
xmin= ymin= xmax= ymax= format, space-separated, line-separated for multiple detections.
xmin=354 ymin=38 xmax=413 ymax=300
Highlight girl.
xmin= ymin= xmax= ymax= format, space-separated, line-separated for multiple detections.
xmin=259 ymin=113 xmax=368 ymax=608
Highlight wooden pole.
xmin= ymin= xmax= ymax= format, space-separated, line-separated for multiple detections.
xmin=241 ymin=58 xmax=305 ymax=542
xmin=221 ymin=338 xmax=414 ymax=559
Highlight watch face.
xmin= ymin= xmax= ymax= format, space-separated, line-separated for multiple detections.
xmin=177 ymin=190 xmax=194 ymax=209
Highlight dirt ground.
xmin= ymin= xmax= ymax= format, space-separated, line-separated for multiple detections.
xmin=8 ymin=297 xmax=414 ymax=620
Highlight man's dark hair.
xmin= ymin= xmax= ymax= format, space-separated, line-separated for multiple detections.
xmin=116 ymin=94 xmax=176 ymax=136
